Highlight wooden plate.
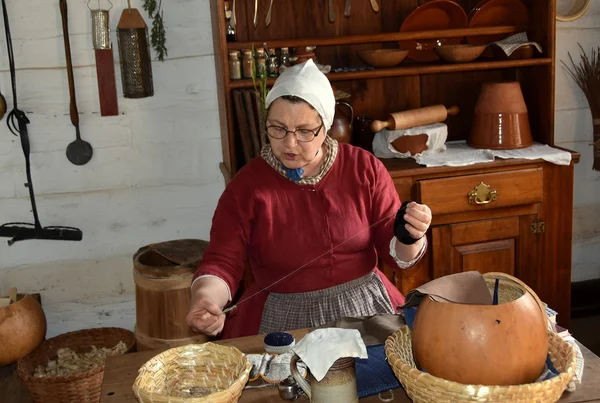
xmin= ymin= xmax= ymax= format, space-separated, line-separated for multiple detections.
xmin=468 ymin=0 xmax=490 ymax=20
xmin=399 ymin=0 xmax=468 ymax=62
xmin=467 ymin=0 xmax=529 ymax=45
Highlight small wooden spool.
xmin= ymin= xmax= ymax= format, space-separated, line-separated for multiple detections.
xmin=133 ymin=239 xmax=210 ymax=351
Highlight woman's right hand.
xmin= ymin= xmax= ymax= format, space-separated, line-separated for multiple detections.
xmin=186 ymin=294 xmax=226 ymax=336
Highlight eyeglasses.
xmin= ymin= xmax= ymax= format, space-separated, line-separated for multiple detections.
xmin=265 ymin=122 xmax=323 ymax=142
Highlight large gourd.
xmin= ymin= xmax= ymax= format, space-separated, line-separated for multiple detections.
xmin=411 ymin=272 xmax=548 ymax=386
xmin=0 ymin=289 xmax=46 ymax=366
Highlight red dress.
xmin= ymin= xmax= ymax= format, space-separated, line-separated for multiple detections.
xmin=192 ymin=143 xmax=407 ymax=339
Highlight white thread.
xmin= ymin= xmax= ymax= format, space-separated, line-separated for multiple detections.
xmin=223 ymin=212 xmax=396 ymax=313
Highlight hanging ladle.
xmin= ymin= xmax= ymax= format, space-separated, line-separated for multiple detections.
xmin=60 ymin=0 xmax=93 ymax=166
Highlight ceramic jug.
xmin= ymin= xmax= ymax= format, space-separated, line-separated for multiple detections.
xmin=328 ymin=101 xmax=354 ymax=144
xmin=290 ymin=354 xmax=358 ymax=403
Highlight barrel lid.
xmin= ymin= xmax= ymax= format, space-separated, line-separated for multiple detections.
xmin=133 ymin=239 xmax=209 ymax=278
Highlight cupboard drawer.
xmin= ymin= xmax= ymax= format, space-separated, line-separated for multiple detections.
xmin=417 ymin=168 xmax=543 ymax=215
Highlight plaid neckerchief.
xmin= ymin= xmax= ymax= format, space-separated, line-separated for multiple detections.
xmin=261 ymin=135 xmax=338 ymax=185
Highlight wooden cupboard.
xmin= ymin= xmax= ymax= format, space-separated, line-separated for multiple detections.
xmin=209 ymin=0 xmax=578 ymax=327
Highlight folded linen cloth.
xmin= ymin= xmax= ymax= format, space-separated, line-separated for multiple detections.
xmin=492 ymin=32 xmax=543 ymax=57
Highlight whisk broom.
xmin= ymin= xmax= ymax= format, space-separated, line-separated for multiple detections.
xmin=562 ymin=44 xmax=600 ymax=171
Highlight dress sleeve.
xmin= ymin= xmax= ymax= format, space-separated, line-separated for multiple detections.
xmin=388 ymin=235 xmax=428 ymax=269
xmin=191 ymin=183 xmax=252 ymax=300
xmin=370 ymin=158 xmax=404 ymax=268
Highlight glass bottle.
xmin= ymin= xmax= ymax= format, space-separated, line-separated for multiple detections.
xmin=255 ymin=48 xmax=267 ymax=78
xmin=224 ymin=2 xmax=236 ymax=42
xmin=228 ymin=50 xmax=241 ymax=80
xmin=267 ymin=48 xmax=278 ymax=77
xmin=279 ymin=47 xmax=291 ymax=75
xmin=242 ymin=49 xmax=254 ymax=79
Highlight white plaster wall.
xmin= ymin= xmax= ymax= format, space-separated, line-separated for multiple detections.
xmin=555 ymin=2 xmax=600 ymax=282
xmin=0 ymin=0 xmax=599 ymax=339
xmin=0 ymin=0 xmax=224 ymax=338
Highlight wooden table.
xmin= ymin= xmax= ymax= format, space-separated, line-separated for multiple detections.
xmin=96 ymin=329 xmax=600 ymax=403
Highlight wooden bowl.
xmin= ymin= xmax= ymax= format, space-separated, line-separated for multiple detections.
xmin=434 ymin=44 xmax=487 ymax=63
xmin=492 ymin=43 xmax=536 ymax=60
xmin=358 ymin=49 xmax=409 ymax=68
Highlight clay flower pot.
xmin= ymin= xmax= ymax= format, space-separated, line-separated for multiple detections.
xmin=0 ymin=294 xmax=47 ymax=366
xmin=411 ymin=272 xmax=548 ymax=386
xmin=468 ymin=81 xmax=534 ymax=149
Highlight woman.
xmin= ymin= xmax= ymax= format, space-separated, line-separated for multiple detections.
xmin=187 ymin=59 xmax=432 ymax=339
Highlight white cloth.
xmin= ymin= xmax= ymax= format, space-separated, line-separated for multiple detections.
xmin=265 ymin=59 xmax=336 ymax=131
xmin=372 ymin=123 xmax=448 ymax=159
xmin=291 ymin=328 xmax=367 ymax=382
xmin=414 ymin=141 xmax=572 ymax=167
xmin=563 ymin=335 xmax=585 ymax=392
xmin=493 ymin=32 xmax=543 ymax=57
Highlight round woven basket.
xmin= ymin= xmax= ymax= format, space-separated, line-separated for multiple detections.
xmin=386 ymin=326 xmax=576 ymax=401
xmin=132 ymin=342 xmax=252 ymax=403
xmin=17 ymin=327 xmax=136 ymax=403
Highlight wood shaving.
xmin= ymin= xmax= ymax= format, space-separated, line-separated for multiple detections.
xmin=34 ymin=341 xmax=128 ymax=377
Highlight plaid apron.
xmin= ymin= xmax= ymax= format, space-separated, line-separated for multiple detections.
xmin=259 ymin=271 xmax=395 ymax=334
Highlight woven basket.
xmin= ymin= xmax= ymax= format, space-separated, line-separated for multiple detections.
xmin=17 ymin=327 xmax=136 ymax=403
xmin=132 ymin=342 xmax=252 ymax=403
xmin=386 ymin=326 xmax=576 ymax=402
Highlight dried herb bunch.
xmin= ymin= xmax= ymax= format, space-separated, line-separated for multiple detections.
xmin=562 ymin=44 xmax=600 ymax=171
xmin=143 ymin=0 xmax=168 ymax=61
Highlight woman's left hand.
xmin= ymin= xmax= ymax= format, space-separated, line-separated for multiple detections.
xmin=399 ymin=202 xmax=432 ymax=242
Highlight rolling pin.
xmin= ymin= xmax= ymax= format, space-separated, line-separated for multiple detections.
xmin=370 ymin=105 xmax=459 ymax=132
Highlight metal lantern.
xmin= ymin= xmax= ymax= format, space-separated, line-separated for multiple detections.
xmin=116 ymin=2 xmax=154 ymax=98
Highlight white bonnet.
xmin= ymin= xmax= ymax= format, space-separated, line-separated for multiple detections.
xmin=265 ymin=59 xmax=336 ymax=130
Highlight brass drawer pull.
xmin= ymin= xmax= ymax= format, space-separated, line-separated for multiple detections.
xmin=468 ymin=182 xmax=497 ymax=205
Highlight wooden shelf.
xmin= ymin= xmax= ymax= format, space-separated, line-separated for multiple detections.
xmin=228 ymin=58 xmax=552 ymax=89
xmin=226 ymin=26 xmax=524 ymax=50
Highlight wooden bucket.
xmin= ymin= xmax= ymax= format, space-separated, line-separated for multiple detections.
xmin=133 ymin=239 xmax=210 ymax=351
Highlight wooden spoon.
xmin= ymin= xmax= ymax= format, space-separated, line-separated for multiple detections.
xmin=266 ymin=0 xmax=274 ymax=26
xmin=369 ymin=0 xmax=379 ymax=12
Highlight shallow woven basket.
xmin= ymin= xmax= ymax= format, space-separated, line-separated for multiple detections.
xmin=17 ymin=327 xmax=136 ymax=403
xmin=385 ymin=326 xmax=576 ymax=402
xmin=132 ymin=342 xmax=252 ymax=403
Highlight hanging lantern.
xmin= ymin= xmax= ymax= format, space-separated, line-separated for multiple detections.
xmin=116 ymin=0 xmax=154 ymax=98
xmin=89 ymin=0 xmax=119 ymax=116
